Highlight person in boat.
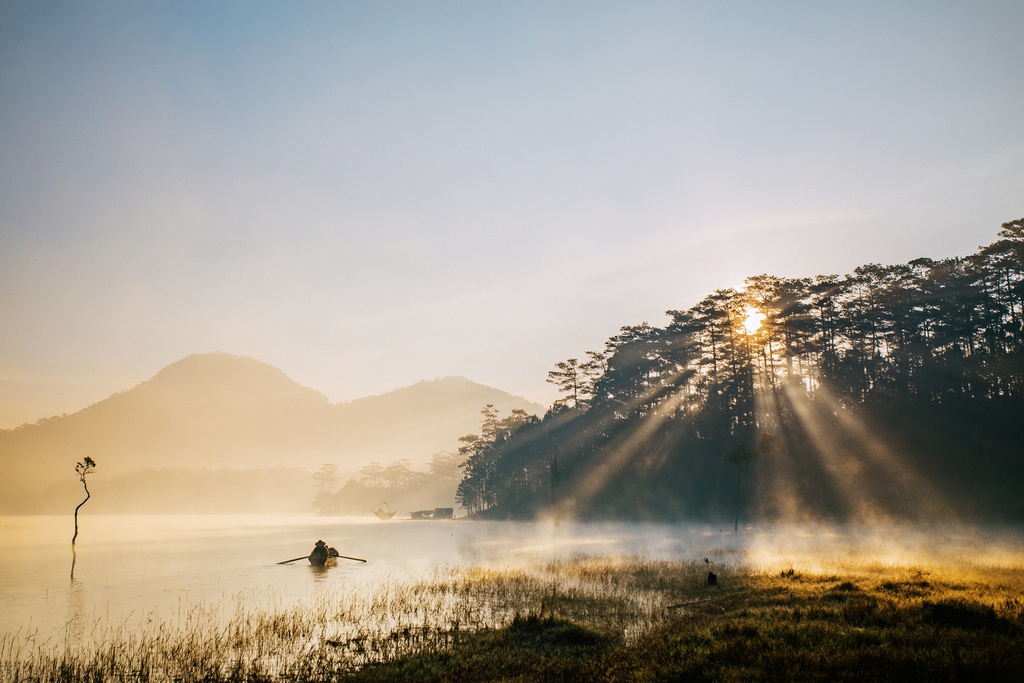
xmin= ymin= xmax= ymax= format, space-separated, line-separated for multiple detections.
xmin=309 ymin=539 xmax=330 ymax=565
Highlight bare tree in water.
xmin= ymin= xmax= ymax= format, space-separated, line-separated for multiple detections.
xmin=71 ymin=456 xmax=96 ymax=579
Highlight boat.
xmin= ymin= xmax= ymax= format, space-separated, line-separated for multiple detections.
xmin=373 ymin=502 xmax=396 ymax=521
xmin=309 ymin=554 xmax=336 ymax=568
xmin=410 ymin=507 xmax=454 ymax=520
xmin=279 ymin=542 xmax=365 ymax=567
xmin=308 ymin=540 xmax=338 ymax=567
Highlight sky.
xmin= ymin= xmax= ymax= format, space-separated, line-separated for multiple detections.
xmin=1 ymin=1 xmax=1022 ymax=429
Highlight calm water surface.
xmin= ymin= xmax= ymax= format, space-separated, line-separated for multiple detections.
xmin=0 ymin=515 xmax=728 ymax=646
xmin=2 ymin=515 xmax=1022 ymax=649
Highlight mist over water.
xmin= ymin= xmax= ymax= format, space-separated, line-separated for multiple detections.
xmin=3 ymin=515 xmax=1023 ymax=652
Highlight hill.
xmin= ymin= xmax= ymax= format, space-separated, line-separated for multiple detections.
xmin=0 ymin=353 xmax=543 ymax=513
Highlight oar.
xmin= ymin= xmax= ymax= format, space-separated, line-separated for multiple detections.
xmin=277 ymin=555 xmax=310 ymax=565
xmin=331 ymin=553 xmax=367 ymax=563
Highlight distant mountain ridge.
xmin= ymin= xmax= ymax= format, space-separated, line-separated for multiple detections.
xmin=0 ymin=353 xmax=543 ymax=513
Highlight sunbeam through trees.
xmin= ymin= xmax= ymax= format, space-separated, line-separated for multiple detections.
xmin=454 ymin=219 xmax=1024 ymax=524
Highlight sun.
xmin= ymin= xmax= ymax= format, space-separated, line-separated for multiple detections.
xmin=742 ymin=307 xmax=765 ymax=335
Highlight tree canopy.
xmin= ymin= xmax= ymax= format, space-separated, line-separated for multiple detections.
xmin=455 ymin=219 xmax=1024 ymax=524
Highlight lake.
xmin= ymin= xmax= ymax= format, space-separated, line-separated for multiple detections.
xmin=0 ymin=515 xmax=726 ymax=648
xmin=3 ymin=515 xmax=1023 ymax=651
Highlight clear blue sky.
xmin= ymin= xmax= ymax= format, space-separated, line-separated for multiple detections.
xmin=1 ymin=1 xmax=1022 ymax=427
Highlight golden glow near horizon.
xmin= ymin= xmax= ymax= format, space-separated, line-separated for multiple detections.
xmin=742 ymin=307 xmax=766 ymax=335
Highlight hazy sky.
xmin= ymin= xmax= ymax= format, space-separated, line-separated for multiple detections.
xmin=1 ymin=1 xmax=1022 ymax=428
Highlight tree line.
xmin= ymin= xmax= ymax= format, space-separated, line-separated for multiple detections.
xmin=313 ymin=452 xmax=463 ymax=516
xmin=456 ymin=219 xmax=1024 ymax=523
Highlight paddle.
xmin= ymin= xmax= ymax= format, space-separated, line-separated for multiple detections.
xmin=277 ymin=555 xmax=310 ymax=565
xmin=330 ymin=553 xmax=367 ymax=563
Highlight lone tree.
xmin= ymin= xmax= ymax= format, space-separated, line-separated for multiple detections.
xmin=726 ymin=443 xmax=754 ymax=533
xmin=71 ymin=457 xmax=97 ymax=562
xmin=727 ymin=433 xmax=781 ymax=532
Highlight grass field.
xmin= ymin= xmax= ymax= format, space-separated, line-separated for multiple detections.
xmin=3 ymin=553 xmax=1022 ymax=681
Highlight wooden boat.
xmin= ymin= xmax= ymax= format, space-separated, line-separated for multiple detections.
xmin=373 ymin=502 xmax=396 ymax=520
xmin=308 ymin=540 xmax=338 ymax=567
xmin=279 ymin=545 xmax=365 ymax=566
xmin=309 ymin=554 xmax=336 ymax=567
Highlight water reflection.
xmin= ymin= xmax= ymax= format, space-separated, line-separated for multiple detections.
xmin=65 ymin=577 xmax=85 ymax=646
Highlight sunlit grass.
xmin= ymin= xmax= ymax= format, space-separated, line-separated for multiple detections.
xmin=607 ymin=566 xmax=1024 ymax=682
xmin=2 ymin=554 xmax=1022 ymax=682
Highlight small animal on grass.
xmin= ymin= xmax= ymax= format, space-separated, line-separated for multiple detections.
xmin=704 ymin=557 xmax=718 ymax=586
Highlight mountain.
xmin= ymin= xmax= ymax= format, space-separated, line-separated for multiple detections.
xmin=0 ymin=353 xmax=544 ymax=513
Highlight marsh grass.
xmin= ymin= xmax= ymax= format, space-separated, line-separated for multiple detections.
xmin=603 ymin=564 xmax=1024 ymax=683
xmin=2 ymin=556 xmax=1022 ymax=682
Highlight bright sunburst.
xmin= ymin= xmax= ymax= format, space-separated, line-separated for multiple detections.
xmin=742 ymin=307 xmax=765 ymax=335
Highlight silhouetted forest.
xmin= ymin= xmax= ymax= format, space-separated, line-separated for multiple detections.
xmin=456 ymin=219 xmax=1024 ymax=523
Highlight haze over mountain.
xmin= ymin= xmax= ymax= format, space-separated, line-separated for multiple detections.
xmin=0 ymin=353 xmax=542 ymax=514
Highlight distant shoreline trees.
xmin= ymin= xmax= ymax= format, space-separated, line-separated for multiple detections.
xmin=455 ymin=219 xmax=1024 ymax=524
xmin=312 ymin=452 xmax=463 ymax=516
xmin=312 ymin=463 xmax=340 ymax=515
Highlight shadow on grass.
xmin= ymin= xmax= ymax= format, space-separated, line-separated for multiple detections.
xmin=923 ymin=598 xmax=1016 ymax=634
xmin=349 ymin=614 xmax=614 ymax=682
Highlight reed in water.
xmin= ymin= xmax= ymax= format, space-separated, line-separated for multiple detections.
xmin=3 ymin=554 xmax=1022 ymax=682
